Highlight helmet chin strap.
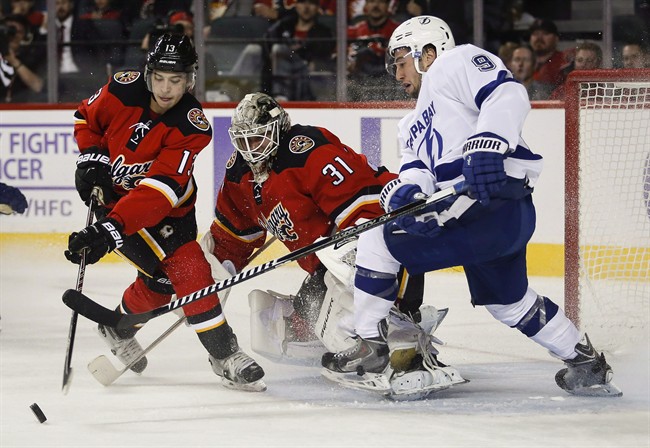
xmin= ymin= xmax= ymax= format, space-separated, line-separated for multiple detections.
xmin=249 ymin=159 xmax=272 ymax=184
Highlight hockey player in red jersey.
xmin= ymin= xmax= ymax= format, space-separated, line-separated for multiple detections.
xmin=64 ymin=34 xmax=266 ymax=392
xmin=206 ymin=92 xmax=410 ymax=336
xmin=200 ymin=93 xmax=460 ymax=399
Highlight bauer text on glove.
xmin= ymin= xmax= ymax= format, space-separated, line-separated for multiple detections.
xmin=75 ymin=146 xmax=117 ymax=206
xmin=64 ymin=217 xmax=124 ymax=265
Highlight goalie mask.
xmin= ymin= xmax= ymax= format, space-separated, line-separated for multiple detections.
xmin=228 ymin=93 xmax=291 ymax=183
xmin=145 ymin=33 xmax=198 ymax=92
xmin=385 ymin=15 xmax=455 ymax=76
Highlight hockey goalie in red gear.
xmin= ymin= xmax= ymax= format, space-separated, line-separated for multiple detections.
xmin=201 ymin=93 xmax=437 ymax=381
xmin=64 ymin=33 xmax=265 ymax=392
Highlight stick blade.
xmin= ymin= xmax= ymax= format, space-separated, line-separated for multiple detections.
xmin=87 ymin=355 xmax=122 ymax=386
xmin=62 ymin=289 xmax=121 ymax=326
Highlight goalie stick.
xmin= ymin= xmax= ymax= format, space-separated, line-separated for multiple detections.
xmin=86 ymin=236 xmax=278 ymax=386
xmin=62 ymin=195 xmax=98 ymax=394
xmin=63 ymin=182 xmax=468 ymax=331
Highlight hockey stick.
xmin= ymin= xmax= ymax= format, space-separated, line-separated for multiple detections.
xmin=63 ymin=182 xmax=468 ymax=331
xmin=62 ymin=195 xmax=97 ymax=394
xmin=88 ymin=314 xmax=186 ymax=386
xmin=86 ymin=236 xmax=279 ymax=386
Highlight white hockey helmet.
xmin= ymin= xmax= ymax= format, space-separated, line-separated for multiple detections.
xmin=386 ymin=15 xmax=455 ymax=76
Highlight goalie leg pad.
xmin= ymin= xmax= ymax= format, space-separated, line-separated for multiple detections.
xmin=314 ymin=271 xmax=356 ymax=352
xmin=248 ymin=289 xmax=324 ymax=366
xmin=316 ymin=238 xmax=358 ymax=288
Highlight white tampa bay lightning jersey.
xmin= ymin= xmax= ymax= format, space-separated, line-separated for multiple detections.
xmin=397 ymin=44 xmax=544 ymax=195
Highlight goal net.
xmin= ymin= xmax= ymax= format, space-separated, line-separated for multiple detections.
xmin=564 ymin=69 xmax=650 ymax=352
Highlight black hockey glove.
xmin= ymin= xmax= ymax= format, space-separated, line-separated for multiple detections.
xmin=462 ymin=133 xmax=508 ymax=205
xmin=64 ymin=217 xmax=124 ymax=265
xmin=0 ymin=182 xmax=27 ymax=214
xmin=75 ymin=146 xmax=117 ymax=206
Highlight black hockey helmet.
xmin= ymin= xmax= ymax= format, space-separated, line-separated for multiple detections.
xmin=145 ymin=33 xmax=197 ymax=91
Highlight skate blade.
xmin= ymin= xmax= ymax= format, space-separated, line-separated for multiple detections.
xmin=321 ymin=368 xmax=392 ymax=393
xmin=389 ymin=367 xmax=469 ymax=401
xmin=221 ymin=377 xmax=267 ymax=392
xmin=566 ymin=381 xmax=623 ymax=397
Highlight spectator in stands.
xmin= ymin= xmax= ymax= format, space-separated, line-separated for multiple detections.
xmin=347 ymin=0 xmax=401 ymax=101
xmin=9 ymin=0 xmax=45 ymax=35
xmin=498 ymin=41 xmax=519 ymax=66
xmin=207 ymin=0 xmax=256 ymax=21
xmin=507 ymin=0 xmax=536 ymax=31
xmin=528 ymin=18 xmax=567 ymax=91
xmin=78 ymin=0 xmax=121 ymax=20
xmin=622 ymin=42 xmax=650 ymax=68
xmin=549 ymin=41 xmax=603 ymax=100
xmin=48 ymin=0 xmax=100 ymax=101
xmin=253 ymin=0 xmax=297 ymax=22
xmin=261 ymin=0 xmax=334 ymax=101
xmin=0 ymin=14 xmax=46 ymax=102
xmin=508 ymin=44 xmax=552 ymax=101
xmin=389 ymin=0 xmax=468 ymax=43
xmin=142 ymin=10 xmax=193 ymax=52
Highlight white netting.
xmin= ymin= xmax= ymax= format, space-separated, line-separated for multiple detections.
xmin=576 ymin=80 xmax=650 ymax=352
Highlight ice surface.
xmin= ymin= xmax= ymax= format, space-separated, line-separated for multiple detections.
xmin=1 ymin=241 xmax=648 ymax=447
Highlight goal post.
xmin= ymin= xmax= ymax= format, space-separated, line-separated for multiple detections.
xmin=564 ymin=69 xmax=650 ymax=351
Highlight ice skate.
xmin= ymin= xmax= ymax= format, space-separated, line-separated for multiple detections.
xmin=209 ymin=350 xmax=266 ymax=392
xmin=555 ymin=334 xmax=622 ymax=397
xmin=321 ymin=336 xmax=389 ymax=374
xmin=97 ymin=324 xmax=147 ymax=374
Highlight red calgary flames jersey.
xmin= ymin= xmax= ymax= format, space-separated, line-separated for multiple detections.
xmin=74 ymin=70 xmax=212 ymax=235
xmin=210 ymin=124 xmax=396 ymax=274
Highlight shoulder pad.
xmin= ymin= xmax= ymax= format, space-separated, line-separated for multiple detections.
xmin=107 ymin=71 xmax=148 ymax=106
xmin=225 ymin=150 xmax=252 ymax=183
xmin=160 ymin=95 xmax=212 ymax=137
xmin=273 ymin=125 xmax=329 ymax=172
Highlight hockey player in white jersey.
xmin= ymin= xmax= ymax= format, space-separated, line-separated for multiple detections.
xmin=322 ymin=15 xmax=621 ymax=397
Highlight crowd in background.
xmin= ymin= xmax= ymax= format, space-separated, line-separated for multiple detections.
xmin=0 ymin=0 xmax=649 ymax=103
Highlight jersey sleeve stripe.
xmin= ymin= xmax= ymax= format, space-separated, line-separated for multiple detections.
xmin=475 ymin=70 xmax=518 ymax=109
xmin=175 ymin=177 xmax=196 ymax=208
xmin=400 ymin=159 xmax=429 ymax=173
xmin=433 ymin=158 xmax=463 ymax=183
xmin=139 ymin=178 xmax=180 ymax=206
xmin=212 ymin=217 xmax=266 ymax=244
xmin=333 ymin=196 xmax=380 ymax=228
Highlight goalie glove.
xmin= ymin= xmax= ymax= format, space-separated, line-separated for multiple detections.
xmin=64 ymin=217 xmax=124 ymax=265
xmin=75 ymin=146 xmax=117 ymax=206
xmin=462 ymin=132 xmax=509 ymax=205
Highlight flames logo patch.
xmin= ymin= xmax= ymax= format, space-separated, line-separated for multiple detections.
xmin=188 ymin=108 xmax=210 ymax=131
xmin=113 ymin=71 xmax=141 ymax=84
xmin=288 ymin=135 xmax=315 ymax=154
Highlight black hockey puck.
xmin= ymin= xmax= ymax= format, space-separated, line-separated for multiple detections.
xmin=30 ymin=403 xmax=47 ymax=423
